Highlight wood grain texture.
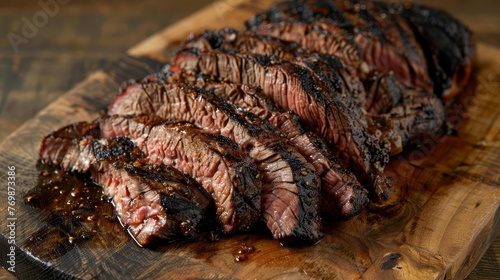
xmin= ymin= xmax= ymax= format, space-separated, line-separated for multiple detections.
xmin=0 ymin=0 xmax=499 ymax=279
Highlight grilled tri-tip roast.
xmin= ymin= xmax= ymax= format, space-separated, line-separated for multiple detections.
xmin=35 ymin=0 xmax=474 ymax=246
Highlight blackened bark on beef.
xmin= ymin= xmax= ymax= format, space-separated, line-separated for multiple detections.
xmin=388 ymin=1 xmax=475 ymax=100
xmin=108 ymin=81 xmax=323 ymax=244
xmin=172 ymin=48 xmax=392 ymax=202
xmin=91 ymin=161 xmax=212 ymax=246
xmin=40 ymin=124 xmax=212 ymax=246
xmin=247 ymin=0 xmax=474 ymax=99
xmin=245 ymin=0 xmax=433 ymax=92
xmin=179 ymin=28 xmax=304 ymax=62
xmin=363 ymin=74 xmax=404 ymax=115
xmin=99 ymin=115 xmax=261 ymax=235
xmin=178 ymin=29 xmax=366 ymax=108
xmin=296 ymin=53 xmax=366 ymax=108
xmin=39 ymin=122 xmax=100 ymax=172
xmin=368 ymin=90 xmax=445 ymax=154
xmin=173 ymin=76 xmax=369 ymax=219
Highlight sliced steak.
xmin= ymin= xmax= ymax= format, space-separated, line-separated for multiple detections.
xmin=171 ymin=48 xmax=392 ymax=202
xmin=245 ymin=0 xmax=433 ymax=92
xmin=35 ymin=0 xmax=473 ymax=248
xmin=179 ymin=27 xmax=441 ymax=133
xmin=246 ymin=0 xmax=474 ymax=99
xmin=40 ymin=125 xmax=212 ymax=246
xmin=99 ymin=115 xmax=261 ymax=235
xmin=161 ymin=72 xmax=368 ymax=219
xmin=214 ymin=83 xmax=369 ymax=219
xmin=109 ymin=82 xmax=323 ymax=244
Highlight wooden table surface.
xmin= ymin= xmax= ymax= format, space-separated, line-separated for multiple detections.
xmin=0 ymin=0 xmax=498 ymax=279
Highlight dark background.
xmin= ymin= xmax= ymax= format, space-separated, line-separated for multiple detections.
xmin=0 ymin=0 xmax=213 ymax=140
xmin=0 ymin=0 xmax=498 ymax=279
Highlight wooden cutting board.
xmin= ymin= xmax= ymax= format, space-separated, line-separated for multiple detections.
xmin=1 ymin=0 xmax=499 ymax=279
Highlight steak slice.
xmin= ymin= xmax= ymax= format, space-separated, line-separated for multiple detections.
xmin=109 ymin=81 xmax=323 ymax=244
xmin=40 ymin=125 xmax=212 ymax=246
xmin=92 ymin=161 xmax=212 ymax=246
xmin=179 ymin=28 xmax=302 ymax=62
xmin=171 ymin=48 xmax=392 ymax=202
xmin=159 ymin=72 xmax=368 ymax=219
xmin=99 ymin=115 xmax=261 ymax=235
xmin=247 ymin=21 xmax=362 ymax=70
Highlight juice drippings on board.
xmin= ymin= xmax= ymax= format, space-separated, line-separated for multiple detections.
xmin=24 ymin=161 xmax=129 ymax=261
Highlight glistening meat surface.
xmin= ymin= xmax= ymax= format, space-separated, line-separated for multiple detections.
xmin=92 ymin=161 xmax=212 ymax=246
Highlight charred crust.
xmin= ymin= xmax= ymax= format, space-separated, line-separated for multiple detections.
xmin=92 ymin=137 xmax=138 ymax=162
